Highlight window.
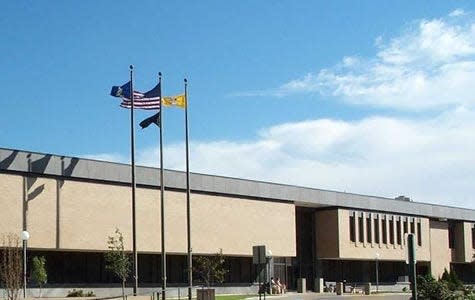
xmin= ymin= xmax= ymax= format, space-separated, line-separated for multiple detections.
xmin=382 ymin=218 xmax=388 ymax=244
xmin=403 ymin=220 xmax=408 ymax=235
xmin=417 ymin=222 xmax=422 ymax=246
xmin=410 ymin=220 xmax=415 ymax=234
xmin=349 ymin=215 xmax=355 ymax=242
xmin=448 ymin=221 xmax=456 ymax=249
xmin=396 ymin=219 xmax=402 ymax=245
xmin=389 ymin=219 xmax=395 ymax=244
xmin=366 ymin=217 xmax=372 ymax=243
xmin=374 ymin=218 xmax=380 ymax=244
xmin=358 ymin=215 xmax=364 ymax=243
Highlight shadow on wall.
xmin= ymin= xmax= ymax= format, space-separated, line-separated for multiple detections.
xmin=26 ymin=153 xmax=80 ymax=199
xmin=0 ymin=151 xmax=80 ymax=200
xmin=2 ymin=150 xmax=81 ymax=249
xmin=27 ymin=154 xmax=52 ymax=201
xmin=0 ymin=150 xmax=20 ymax=169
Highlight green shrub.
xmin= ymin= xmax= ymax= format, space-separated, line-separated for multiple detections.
xmin=463 ymin=286 xmax=475 ymax=299
xmin=440 ymin=269 xmax=463 ymax=291
xmin=31 ymin=256 xmax=47 ymax=297
xmin=66 ymin=289 xmax=96 ymax=297
xmin=417 ymin=274 xmax=451 ymax=300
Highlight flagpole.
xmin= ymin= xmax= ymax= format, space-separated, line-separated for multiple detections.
xmin=184 ymin=78 xmax=192 ymax=300
xmin=159 ymin=72 xmax=167 ymax=300
xmin=130 ymin=65 xmax=139 ymax=295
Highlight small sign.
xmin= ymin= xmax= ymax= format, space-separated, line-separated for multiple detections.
xmin=406 ymin=233 xmax=417 ymax=264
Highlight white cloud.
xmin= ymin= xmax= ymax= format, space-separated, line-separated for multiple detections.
xmin=124 ymin=106 xmax=475 ymax=209
xmin=83 ymin=11 xmax=475 ymax=209
xmin=235 ymin=12 xmax=475 ymax=111
xmin=449 ymin=9 xmax=466 ymax=17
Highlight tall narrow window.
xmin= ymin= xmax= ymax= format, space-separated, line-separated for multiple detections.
xmin=472 ymin=226 xmax=475 ymax=249
xmin=382 ymin=218 xmax=388 ymax=244
xmin=366 ymin=217 xmax=372 ymax=243
xmin=448 ymin=221 xmax=455 ymax=249
xmin=374 ymin=218 xmax=380 ymax=244
xmin=389 ymin=219 xmax=395 ymax=244
xmin=396 ymin=219 xmax=402 ymax=245
xmin=417 ymin=222 xmax=422 ymax=246
xmin=403 ymin=219 xmax=408 ymax=235
xmin=358 ymin=215 xmax=364 ymax=243
xmin=349 ymin=215 xmax=355 ymax=242
xmin=410 ymin=220 xmax=415 ymax=234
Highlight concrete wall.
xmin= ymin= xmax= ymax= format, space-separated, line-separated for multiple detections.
xmin=0 ymin=173 xmax=296 ymax=257
xmin=338 ymin=209 xmax=431 ymax=261
xmin=429 ymin=220 xmax=451 ymax=278
xmin=315 ymin=209 xmax=339 ymax=258
xmin=0 ymin=174 xmax=22 ymax=235
xmin=3 ymin=286 xmax=259 ymax=299
xmin=454 ymin=221 xmax=474 ymax=263
xmin=2 ymin=148 xmax=474 ymax=223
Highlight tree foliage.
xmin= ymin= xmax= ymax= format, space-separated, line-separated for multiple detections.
xmin=104 ymin=228 xmax=130 ymax=300
xmin=193 ymin=249 xmax=228 ymax=287
xmin=417 ymin=273 xmax=451 ymax=300
xmin=31 ymin=256 xmax=47 ymax=297
xmin=440 ymin=268 xmax=463 ymax=291
xmin=417 ymin=270 xmax=475 ymax=300
xmin=0 ymin=233 xmax=23 ymax=300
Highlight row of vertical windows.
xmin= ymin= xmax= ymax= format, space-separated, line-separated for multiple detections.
xmin=349 ymin=212 xmax=422 ymax=246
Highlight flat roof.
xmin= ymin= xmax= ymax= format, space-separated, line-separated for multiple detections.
xmin=1 ymin=147 xmax=474 ymax=221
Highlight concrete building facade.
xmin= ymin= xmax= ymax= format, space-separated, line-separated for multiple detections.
xmin=0 ymin=148 xmax=474 ymax=294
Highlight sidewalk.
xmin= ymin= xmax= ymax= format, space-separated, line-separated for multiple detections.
xmin=246 ymin=292 xmax=411 ymax=300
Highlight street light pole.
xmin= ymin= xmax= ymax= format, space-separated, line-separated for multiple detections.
xmin=21 ymin=231 xmax=30 ymax=298
xmin=375 ymin=253 xmax=380 ymax=293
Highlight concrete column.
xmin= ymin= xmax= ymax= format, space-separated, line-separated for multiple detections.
xmin=400 ymin=216 xmax=404 ymax=249
xmin=413 ymin=218 xmax=418 ymax=248
xmin=314 ymin=278 xmax=324 ymax=293
xmin=364 ymin=283 xmax=371 ymax=295
xmin=377 ymin=214 xmax=383 ymax=248
xmin=297 ymin=278 xmax=306 ymax=293
xmin=363 ymin=212 xmax=367 ymax=247
xmin=392 ymin=216 xmax=397 ymax=249
xmin=336 ymin=282 xmax=343 ymax=295
xmin=385 ymin=216 xmax=389 ymax=248
xmin=370 ymin=213 xmax=375 ymax=247
xmin=355 ymin=212 xmax=360 ymax=247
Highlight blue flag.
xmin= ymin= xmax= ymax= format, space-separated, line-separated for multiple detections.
xmin=110 ymin=81 xmax=132 ymax=98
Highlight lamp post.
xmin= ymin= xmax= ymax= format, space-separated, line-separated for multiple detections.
xmin=266 ymin=250 xmax=273 ymax=295
xmin=375 ymin=252 xmax=380 ymax=293
xmin=21 ymin=231 xmax=30 ymax=298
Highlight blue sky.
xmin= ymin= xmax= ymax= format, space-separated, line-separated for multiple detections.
xmin=2 ymin=1 xmax=475 ymax=208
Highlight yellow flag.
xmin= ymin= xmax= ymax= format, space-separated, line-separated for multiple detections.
xmin=163 ymin=94 xmax=186 ymax=108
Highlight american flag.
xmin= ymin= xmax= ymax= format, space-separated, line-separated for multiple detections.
xmin=120 ymin=95 xmax=160 ymax=110
xmin=111 ymin=81 xmax=161 ymax=110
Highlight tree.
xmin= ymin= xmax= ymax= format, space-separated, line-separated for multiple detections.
xmin=441 ymin=268 xmax=462 ymax=291
xmin=104 ymin=228 xmax=130 ymax=300
xmin=0 ymin=233 xmax=23 ymax=300
xmin=417 ymin=274 xmax=451 ymax=300
xmin=31 ymin=256 xmax=47 ymax=297
xmin=193 ymin=249 xmax=228 ymax=288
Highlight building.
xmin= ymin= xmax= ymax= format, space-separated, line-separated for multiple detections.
xmin=0 ymin=147 xmax=474 ymax=295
